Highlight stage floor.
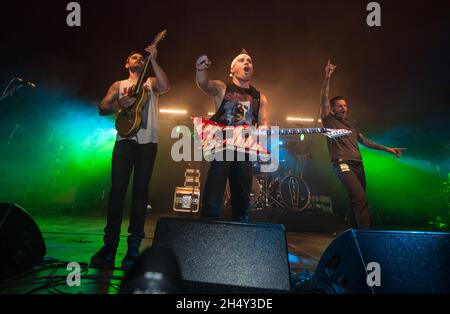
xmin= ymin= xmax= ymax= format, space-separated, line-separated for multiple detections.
xmin=0 ymin=210 xmax=338 ymax=294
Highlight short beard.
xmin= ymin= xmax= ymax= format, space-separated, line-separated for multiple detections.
xmin=129 ymin=65 xmax=144 ymax=73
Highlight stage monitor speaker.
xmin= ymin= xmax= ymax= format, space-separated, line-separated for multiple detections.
xmin=152 ymin=217 xmax=291 ymax=293
xmin=314 ymin=229 xmax=450 ymax=293
xmin=0 ymin=203 xmax=46 ymax=280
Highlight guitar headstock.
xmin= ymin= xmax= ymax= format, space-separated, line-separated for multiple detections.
xmin=153 ymin=29 xmax=167 ymax=46
xmin=324 ymin=128 xmax=352 ymax=139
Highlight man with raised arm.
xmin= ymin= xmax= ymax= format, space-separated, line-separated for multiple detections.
xmin=321 ymin=59 xmax=404 ymax=229
xmin=195 ymin=50 xmax=268 ymax=222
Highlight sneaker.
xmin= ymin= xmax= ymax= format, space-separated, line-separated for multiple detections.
xmin=121 ymin=248 xmax=140 ymax=271
xmin=90 ymin=245 xmax=117 ymax=269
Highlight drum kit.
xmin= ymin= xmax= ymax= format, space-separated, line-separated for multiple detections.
xmin=225 ymin=143 xmax=312 ymax=213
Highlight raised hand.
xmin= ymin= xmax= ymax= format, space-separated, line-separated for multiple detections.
xmin=196 ymin=55 xmax=211 ymax=71
xmin=145 ymin=44 xmax=158 ymax=61
xmin=325 ymin=58 xmax=337 ymax=78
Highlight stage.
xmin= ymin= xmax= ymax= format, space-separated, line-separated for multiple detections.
xmin=0 ymin=210 xmax=337 ymax=294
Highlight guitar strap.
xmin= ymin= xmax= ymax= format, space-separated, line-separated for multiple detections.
xmin=249 ymin=86 xmax=260 ymax=125
xmin=139 ymin=79 xmax=151 ymax=129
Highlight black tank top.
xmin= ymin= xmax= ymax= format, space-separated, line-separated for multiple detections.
xmin=211 ymin=82 xmax=260 ymax=126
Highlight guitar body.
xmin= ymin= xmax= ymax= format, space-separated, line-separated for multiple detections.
xmin=193 ymin=117 xmax=271 ymax=157
xmin=192 ymin=117 xmax=352 ymax=157
xmin=115 ymin=87 xmax=149 ymax=137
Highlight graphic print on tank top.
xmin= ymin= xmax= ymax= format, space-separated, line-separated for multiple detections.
xmin=213 ymin=84 xmax=260 ymax=126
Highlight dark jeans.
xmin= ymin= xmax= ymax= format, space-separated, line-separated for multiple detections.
xmin=332 ymin=159 xmax=371 ymax=229
xmin=104 ymin=140 xmax=158 ymax=248
xmin=201 ymin=158 xmax=253 ymax=223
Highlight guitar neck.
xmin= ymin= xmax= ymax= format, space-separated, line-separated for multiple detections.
xmin=266 ymin=128 xmax=326 ymax=135
xmin=133 ymin=30 xmax=166 ymax=95
xmin=134 ymin=57 xmax=152 ymax=94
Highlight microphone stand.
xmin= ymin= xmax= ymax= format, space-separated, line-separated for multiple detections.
xmin=0 ymin=78 xmax=26 ymax=102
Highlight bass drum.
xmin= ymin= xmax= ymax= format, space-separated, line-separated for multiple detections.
xmin=224 ymin=176 xmax=262 ymax=210
xmin=280 ymin=175 xmax=310 ymax=211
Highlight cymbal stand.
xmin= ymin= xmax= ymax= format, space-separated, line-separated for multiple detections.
xmin=257 ymin=172 xmax=286 ymax=213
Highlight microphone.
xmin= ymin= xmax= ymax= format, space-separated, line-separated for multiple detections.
xmin=16 ymin=77 xmax=36 ymax=88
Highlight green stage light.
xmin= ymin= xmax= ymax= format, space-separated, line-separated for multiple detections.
xmin=0 ymin=92 xmax=117 ymax=211
xmin=360 ymin=146 xmax=443 ymax=228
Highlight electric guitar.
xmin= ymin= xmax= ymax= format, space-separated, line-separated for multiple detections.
xmin=192 ymin=117 xmax=352 ymax=157
xmin=115 ymin=30 xmax=167 ymax=137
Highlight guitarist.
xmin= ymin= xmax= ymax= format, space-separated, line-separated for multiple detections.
xmin=195 ymin=50 xmax=269 ymax=223
xmin=320 ymin=59 xmax=403 ymax=229
xmin=91 ymin=44 xmax=169 ymax=270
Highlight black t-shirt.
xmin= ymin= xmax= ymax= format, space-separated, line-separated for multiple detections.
xmin=322 ymin=113 xmax=362 ymax=161
xmin=211 ymin=82 xmax=260 ymax=126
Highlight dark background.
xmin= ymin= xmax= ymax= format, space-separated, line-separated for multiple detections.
xmin=1 ymin=0 xmax=448 ymax=122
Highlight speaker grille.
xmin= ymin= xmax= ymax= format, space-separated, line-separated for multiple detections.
xmin=0 ymin=203 xmax=46 ymax=280
xmin=315 ymin=229 xmax=450 ymax=293
xmin=152 ymin=217 xmax=291 ymax=293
